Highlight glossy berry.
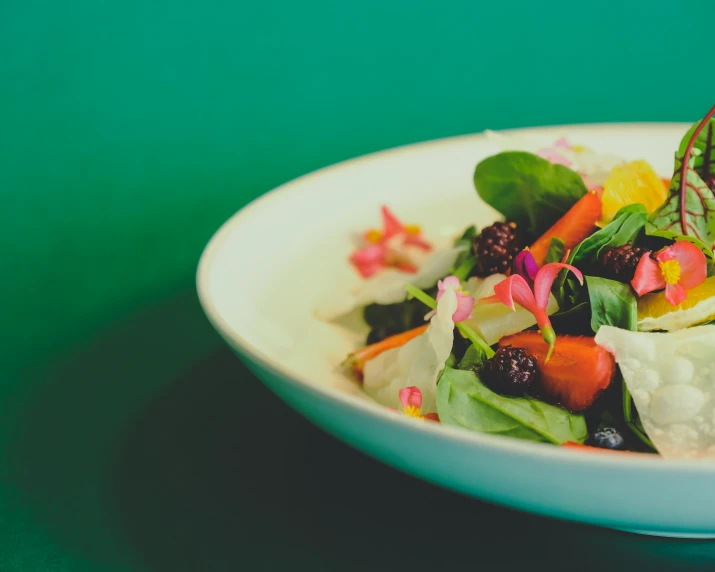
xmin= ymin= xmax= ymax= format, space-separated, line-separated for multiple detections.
xmin=599 ymin=245 xmax=650 ymax=283
xmin=472 ymin=221 xmax=521 ymax=277
xmin=366 ymin=326 xmax=394 ymax=346
xmin=482 ymin=346 xmax=539 ymax=397
xmin=588 ymin=427 xmax=626 ymax=450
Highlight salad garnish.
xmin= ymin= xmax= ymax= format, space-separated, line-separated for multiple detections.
xmin=481 ymin=259 xmax=583 ymax=361
xmin=395 ymin=387 xmax=439 ymax=422
xmin=349 ymin=206 xmax=432 ymax=278
xmin=649 ymin=104 xmax=715 ymax=244
xmin=631 ymin=241 xmax=706 ymax=305
xmin=320 ymin=104 xmax=715 ymax=459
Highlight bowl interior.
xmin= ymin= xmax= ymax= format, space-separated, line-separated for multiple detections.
xmin=199 ymin=124 xmax=686 ymax=416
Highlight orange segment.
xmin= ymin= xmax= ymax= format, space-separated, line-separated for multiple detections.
xmin=637 ymin=276 xmax=715 ymax=331
xmin=600 ymin=160 xmax=667 ymax=225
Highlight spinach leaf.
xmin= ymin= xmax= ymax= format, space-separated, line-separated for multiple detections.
xmin=585 ymin=276 xmax=638 ymax=333
xmin=437 ymin=368 xmax=588 ymax=445
xmin=545 ymin=237 xmax=565 ymax=264
xmin=473 ymin=152 xmax=588 ymax=241
xmin=457 ymin=343 xmax=489 ymax=372
xmin=569 ymin=204 xmax=648 ymax=269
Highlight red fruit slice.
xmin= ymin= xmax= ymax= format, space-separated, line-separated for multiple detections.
xmin=529 ymin=191 xmax=602 ymax=266
xmin=344 ymin=324 xmax=429 ymax=377
xmin=498 ymin=331 xmax=615 ymax=412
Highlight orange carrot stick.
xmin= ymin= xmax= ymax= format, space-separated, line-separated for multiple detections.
xmin=344 ymin=324 xmax=429 ymax=375
xmin=529 ymin=191 xmax=602 ymax=266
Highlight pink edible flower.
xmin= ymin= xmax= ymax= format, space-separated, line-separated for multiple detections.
xmin=537 ymin=148 xmax=573 ymax=167
xmin=349 ymin=206 xmax=432 ymax=278
xmin=631 ymin=241 xmax=707 ymax=306
xmin=512 ymin=249 xmax=539 ymax=288
xmin=482 ymin=263 xmax=583 ymax=361
xmin=396 ymin=387 xmax=439 ymax=421
xmin=536 ymin=138 xmax=573 ymax=167
xmin=434 ymin=276 xmax=475 ymax=322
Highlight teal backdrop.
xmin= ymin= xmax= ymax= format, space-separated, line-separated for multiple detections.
xmin=2 ymin=1 xmax=715 ymax=570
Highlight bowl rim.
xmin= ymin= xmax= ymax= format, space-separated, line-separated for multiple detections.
xmin=197 ymin=121 xmax=715 ymax=474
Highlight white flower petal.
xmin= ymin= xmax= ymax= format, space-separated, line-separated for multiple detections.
xmin=362 ymin=288 xmax=457 ymax=413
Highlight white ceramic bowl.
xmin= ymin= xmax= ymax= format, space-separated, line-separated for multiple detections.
xmin=198 ymin=124 xmax=715 ymax=538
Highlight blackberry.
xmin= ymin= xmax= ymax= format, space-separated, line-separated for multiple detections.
xmin=588 ymin=427 xmax=626 ymax=450
xmin=473 ymin=221 xmax=521 ymax=277
xmin=599 ymin=245 xmax=650 ymax=283
xmin=482 ymin=346 xmax=539 ymax=397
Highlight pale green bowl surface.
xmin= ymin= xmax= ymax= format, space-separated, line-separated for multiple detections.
xmin=198 ymin=124 xmax=715 ymax=537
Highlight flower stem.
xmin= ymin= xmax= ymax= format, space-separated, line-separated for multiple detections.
xmin=404 ymin=284 xmax=436 ymax=310
xmin=541 ymin=325 xmax=556 ymax=363
xmin=457 ymin=322 xmax=495 ymax=358
xmin=405 ymin=284 xmax=494 ymax=358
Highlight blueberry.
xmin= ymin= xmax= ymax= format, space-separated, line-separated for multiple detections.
xmin=366 ymin=326 xmax=393 ymax=345
xmin=588 ymin=427 xmax=625 ymax=450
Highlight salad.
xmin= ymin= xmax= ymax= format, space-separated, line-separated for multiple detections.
xmin=321 ymin=104 xmax=715 ymax=460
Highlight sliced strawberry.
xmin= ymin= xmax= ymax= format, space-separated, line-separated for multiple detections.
xmin=344 ymin=324 xmax=429 ymax=377
xmin=498 ymin=331 xmax=615 ymax=413
xmin=529 ymin=191 xmax=602 ymax=266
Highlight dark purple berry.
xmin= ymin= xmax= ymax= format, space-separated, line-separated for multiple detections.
xmin=482 ymin=346 xmax=539 ymax=397
xmin=588 ymin=427 xmax=625 ymax=450
xmin=473 ymin=221 xmax=522 ymax=277
xmin=599 ymin=245 xmax=650 ymax=283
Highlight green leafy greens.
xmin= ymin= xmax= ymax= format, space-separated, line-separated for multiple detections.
xmin=437 ymin=368 xmax=588 ymax=445
xmin=648 ymin=151 xmax=715 ymax=245
xmin=557 ymin=204 xmax=647 ymax=309
xmin=649 ymin=105 xmax=715 ymax=249
xmin=473 ymin=152 xmax=588 ymax=241
xmin=450 ymin=225 xmax=477 ymax=279
xmin=363 ymin=294 xmax=435 ymax=336
xmin=678 ymin=115 xmax=715 ymax=191
xmin=585 ymin=276 xmax=638 ymax=333
xmin=545 ymin=237 xmax=565 ymax=264
xmin=569 ymin=204 xmax=648 ymax=269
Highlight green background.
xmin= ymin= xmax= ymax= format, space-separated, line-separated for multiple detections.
xmin=2 ymin=1 xmax=715 ymax=569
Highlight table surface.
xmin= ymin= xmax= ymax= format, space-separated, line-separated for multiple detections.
xmin=1 ymin=292 xmax=715 ymax=571
xmin=4 ymin=0 xmax=715 ymax=569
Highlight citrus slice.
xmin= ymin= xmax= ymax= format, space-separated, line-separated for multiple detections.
xmin=600 ymin=160 xmax=667 ymax=225
xmin=637 ymin=276 xmax=715 ymax=332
